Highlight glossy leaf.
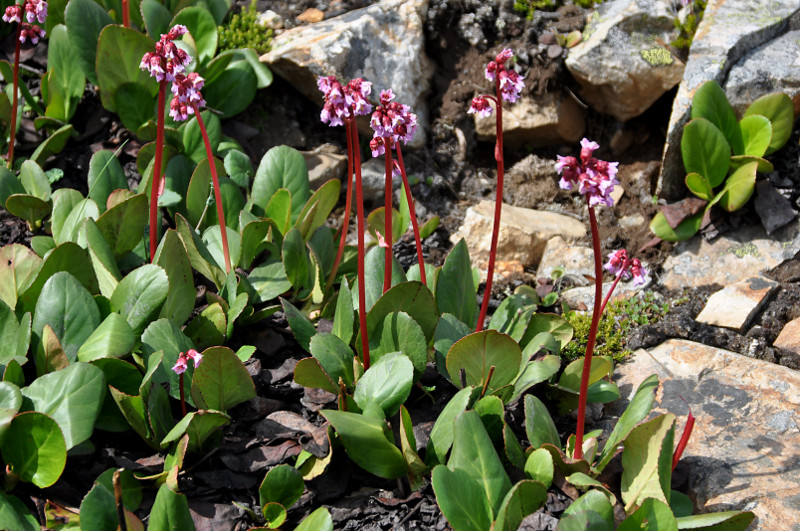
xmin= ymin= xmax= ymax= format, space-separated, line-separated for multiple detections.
xmin=0 ymin=381 xmax=22 ymax=446
xmin=59 ymin=198 xmax=99 ymax=243
xmin=110 ymin=264 xmax=169 ymax=336
xmin=295 ymin=507 xmax=333 ymax=531
xmin=368 ymin=311 xmax=427 ymax=379
xmin=64 ymin=0 xmax=114 ymax=85
xmin=77 ymin=312 xmax=136 ymax=362
xmin=115 ymin=82 xmax=156 ymax=134
xmin=259 ymin=464 xmax=304 ymax=511
xmin=681 ymin=118 xmax=730 ymax=188
xmin=30 ymin=124 xmax=74 ymax=166
xmin=559 ymin=356 xmax=613 ymax=392
xmin=5 ymin=194 xmax=51 ymax=226
xmin=0 ymin=491 xmax=39 ymax=531
xmin=95 ymin=25 xmax=157 ymax=113
xmin=524 ymin=448 xmax=554 ymax=489
xmin=431 ymin=465 xmax=493 ymax=531
xmin=716 ymin=161 xmax=757 ymax=213
xmin=690 ymin=81 xmax=741 ymax=153
xmin=249 ymin=259 xmax=292 ymax=304
xmin=744 ymin=91 xmax=794 ymax=155
xmin=0 ymin=243 xmax=41 ymax=310
xmin=520 ymin=313 xmax=573 ymax=351
xmin=175 ymin=213 xmax=226 ymax=289
xmin=366 ymin=281 xmax=438 ymax=345
xmin=140 ymin=0 xmax=171 ymax=39
xmin=46 ymin=25 xmax=84 ymax=122
xmin=1 ymin=411 xmax=67 ymax=487
xmin=333 ymin=278 xmax=355 ymax=345
xmin=95 ymin=193 xmax=148 ymax=259
xmin=489 ymin=293 xmax=536 ymax=342
xmin=524 ymin=394 xmax=560 ymax=449
xmin=493 ymin=480 xmax=548 ymax=531
xmin=675 ymin=511 xmax=756 ymax=530
xmin=79 ymin=482 xmax=117 ymax=531
xmin=511 ymin=354 xmax=560 ymax=403
xmin=649 ymin=211 xmax=703 ymax=242
xmin=446 ymin=330 xmax=521 ymax=393
xmin=190 ymin=347 xmax=255 ymax=412
xmin=738 ymin=114 xmax=771 ymax=157
xmin=685 ymin=172 xmax=713 ymax=201
xmin=154 ymin=229 xmax=196 ymax=326
xmin=563 ymin=490 xmax=614 ymax=525
xmin=293 ymin=357 xmax=337 ymax=394
xmin=224 ymin=149 xmax=253 ymax=188
xmin=295 ymin=179 xmax=341 ymax=240
xmin=621 ymin=413 xmax=676 ymax=512
xmin=148 ymin=483 xmax=196 ymax=531
xmin=141 ymin=318 xmax=196 ymax=404
xmin=436 ymin=239 xmax=477 ymax=328
xmin=203 ymin=60 xmax=258 ymax=118
xmin=618 ymin=498 xmax=677 ymax=531
xmin=309 ymin=332 xmax=355 ymax=389
xmin=160 ymin=410 xmax=231 ymax=453
xmin=354 ymin=351 xmax=413 ymax=417
xmin=252 ymin=145 xmax=310 ymax=221
xmin=171 ymin=7 xmax=217 ymax=65
xmin=433 ymin=313 xmax=471 ymax=380
xmin=202 ymin=225 xmax=242 ymax=271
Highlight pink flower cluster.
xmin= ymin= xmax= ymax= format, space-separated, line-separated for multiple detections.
xmin=170 ymin=72 xmax=205 ymax=121
xmin=172 ymin=348 xmax=203 ymax=375
xmin=139 ymin=25 xmax=192 ymax=83
xmin=318 ymin=76 xmax=373 ymax=127
xmin=3 ymin=0 xmax=47 ymax=44
xmin=468 ymin=48 xmax=525 ymax=117
xmin=555 ymin=138 xmax=620 ymax=207
xmin=604 ymin=249 xmax=649 ymax=286
xmin=369 ymin=89 xmax=418 ymax=150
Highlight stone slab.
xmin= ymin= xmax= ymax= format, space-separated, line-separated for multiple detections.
xmin=774 ymin=316 xmax=800 ymax=355
xmin=614 ymin=339 xmax=800 ymax=528
xmin=537 ymin=236 xmax=595 ymax=286
xmin=695 ymin=276 xmax=779 ymax=331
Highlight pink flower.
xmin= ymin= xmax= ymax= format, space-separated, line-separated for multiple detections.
xmin=318 ymin=75 xmax=372 ymax=126
xmin=376 ymin=232 xmax=390 ymax=248
xmin=3 ymin=4 xmax=22 ymax=23
xmin=498 ymin=69 xmax=524 ymax=103
xmin=604 ymin=249 xmax=628 ymax=276
xmin=468 ymin=96 xmax=493 ymax=118
xmin=172 ymin=355 xmax=188 ymax=375
xmin=25 ymin=0 xmax=46 ymax=23
xmin=604 ymin=249 xmax=649 ymax=286
xmin=186 ymin=348 xmax=203 ymax=367
xmin=555 ymin=138 xmax=620 ymax=207
xmin=630 ymin=259 xmax=649 ymax=286
xmin=19 ymin=23 xmax=45 ymax=44
xmin=140 ymin=26 xmax=193 ymax=83
xmin=369 ymin=89 xmax=417 ymax=146
xmin=170 ymin=72 xmax=205 ymax=121
xmin=485 ymin=61 xmax=497 ymax=82
xmin=171 ymin=348 xmax=203 ymax=375
xmin=495 ymin=48 xmax=514 ymax=64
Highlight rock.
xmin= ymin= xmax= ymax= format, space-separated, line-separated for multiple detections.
xmin=474 ymin=91 xmax=585 ymax=147
xmin=564 ymin=0 xmax=685 ymax=122
xmin=258 ymin=10 xmax=283 ymax=30
xmin=614 ymin=339 xmax=800 ymax=528
xmin=451 ymin=200 xmax=587 ymax=269
xmin=754 ymin=180 xmax=797 ymax=235
xmin=354 ymin=157 xmax=401 ymax=203
xmin=619 ymin=213 xmax=645 ymax=229
xmin=695 ymin=276 xmax=779 ymax=331
xmin=537 ymin=236 xmax=594 ymax=286
xmin=773 ymin=316 xmax=800 ymax=355
xmin=302 ymin=145 xmax=347 ymax=190
xmin=296 ymin=7 xmax=324 ymax=23
xmin=658 ymin=0 xmax=800 ymax=198
xmin=559 ymin=275 xmax=651 ymax=310
xmin=661 ymin=222 xmax=800 ymax=290
xmin=261 ymin=0 xmax=434 ymax=147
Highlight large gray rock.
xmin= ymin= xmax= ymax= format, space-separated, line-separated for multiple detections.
xmin=565 ymin=0 xmax=685 ymax=122
xmin=615 ymin=339 xmax=800 ymax=528
xmin=658 ymin=0 xmax=800 ymax=198
xmin=260 ymin=0 xmax=434 ymax=147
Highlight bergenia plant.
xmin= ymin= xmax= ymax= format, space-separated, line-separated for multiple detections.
xmin=140 ymin=25 xmax=192 ymax=263
xmin=318 ymin=75 xmax=374 ymax=369
xmin=170 ymin=72 xmax=232 ymax=272
xmin=172 ymin=348 xmax=203 ymax=417
xmin=3 ymin=0 xmax=47 ymax=169
xmin=369 ymin=89 xmax=426 ymax=289
xmin=468 ymin=48 xmax=525 ymax=332
xmin=556 ymin=138 xmax=648 ymax=460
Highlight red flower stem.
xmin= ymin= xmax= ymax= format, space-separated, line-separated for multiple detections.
xmin=574 ymin=203 xmax=603 ymax=460
xmin=178 ymin=373 xmax=187 ymax=417
xmin=327 ymin=120 xmax=355 ymax=288
xmin=121 ymin=0 xmax=130 ymax=27
xmin=598 ymin=259 xmax=630 ymax=315
xmin=383 ymin=139 xmax=393 ymax=294
xmin=351 ymin=124 xmax=370 ymax=370
xmin=149 ymin=81 xmax=166 ymax=262
xmin=672 ymin=411 xmax=695 ymax=471
xmin=193 ymin=105 xmax=231 ymax=273
xmin=7 ymin=25 xmax=21 ymax=169
xmin=396 ymin=144 xmax=426 ymax=285
xmin=476 ymin=90 xmax=504 ymax=332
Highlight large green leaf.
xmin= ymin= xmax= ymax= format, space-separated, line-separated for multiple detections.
xmin=182 ymin=112 xmax=222 ymax=167
xmin=353 ymin=351 xmax=414 ymax=417
xmin=4 ymin=194 xmax=51 ymax=227
xmin=448 ymin=410 xmax=512 ymax=517
xmin=0 ymin=381 xmax=22 ymax=446
xmin=493 ymin=480 xmax=548 ymax=531
xmin=171 ymin=7 xmax=217 ymax=66
xmin=33 ymin=271 xmax=101 ymax=362
xmin=293 ymin=357 xmax=337 ymax=395
xmin=160 ymin=409 xmax=231 ymax=453
xmin=202 ymin=225 xmax=241 ymax=271
xmin=524 ymin=394 xmax=560 ymax=449
xmin=259 ymin=464 xmax=304 ymax=512
xmin=681 ymin=118 xmax=730 ymax=189
xmin=446 ymin=330 xmax=521 ymax=393
xmin=46 ymin=25 xmax=85 ymax=122
xmin=0 ymin=491 xmax=39 ymax=531
xmin=202 ymin=60 xmax=257 ymax=118
xmin=115 ymin=82 xmax=157 ymax=134
xmin=19 ymin=160 xmax=51 ymax=200
xmin=332 ymin=277 xmax=355 ymax=346
xmin=621 ymin=413 xmax=676 ymax=512
xmin=21 ymin=362 xmax=106 ymax=449
xmin=520 ymin=313 xmax=573 ymax=351
xmin=426 ymin=386 xmax=477 ymax=467
xmin=0 ymin=165 xmax=25 ymax=206
xmin=366 ymin=281 xmax=438 ymax=345
xmin=738 ymin=114 xmax=771 ymax=158
xmin=252 ymin=145 xmax=310 ymax=221
xmin=190 ymin=347 xmax=256 ymax=412
xmin=489 ymin=293 xmax=536 ymax=342
xmin=64 ymin=0 xmax=114 ymax=85
xmin=436 ymin=239 xmax=477 ymax=329
xmin=295 ymin=507 xmax=332 ymax=531
xmin=357 ymin=246 xmax=407 ymax=313
xmin=84 ymin=217 xmax=122 ymax=298
xmin=321 ymin=410 xmax=408 ymax=479
xmin=76 ymin=312 xmax=136 ymax=362
xmin=249 ymin=259 xmax=292 ymax=304
xmin=295 ymin=178 xmax=341 ymax=241
xmin=524 ymin=448 xmax=554 ymax=489
xmin=433 ymin=313 xmax=471 ymax=381
xmin=558 ymin=356 xmax=613 ymax=392
xmin=110 ymin=264 xmax=169 ymax=336
xmin=96 ymin=26 xmax=157 ymax=112
xmin=95 ymin=193 xmax=148 ymax=259
xmin=154 ymin=229 xmax=196 ymax=326
xmin=1 ymin=411 xmax=67 ymax=487
xmin=649 ymin=211 xmax=703 ymax=242
xmin=367 ymin=311 xmax=427 ymax=380
xmin=690 ymin=81 xmax=742 ymax=153
xmin=431 ymin=465 xmax=493 ymax=531
xmin=618 ymin=498 xmax=677 ymax=530
xmin=685 ymin=172 xmax=713 ymax=201
xmin=175 ymin=212 xmax=226 ymax=289
xmin=716 ymin=161 xmax=758 ymax=213
xmin=309 ymin=332 xmax=355 ymax=389
xmin=59 ymin=198 xmax=99 ymax=244
xmin=140 ymin=0 xmax=171 ymax=39
xmin=744 ymin=91 xmax=794 ymax=155
xmin=675 ymin=511 xmax=756 ymax=530
xmin=223 ymin=149 xmax=253 ymax=189
xmin=0 ymin=244 xmax=41 ymax=310
xmin=511 ymin=354 xmax=560 ymax=403
xmin=148 ymin=483 xmax=196 ymax=531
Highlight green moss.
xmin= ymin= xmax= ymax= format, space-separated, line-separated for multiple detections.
xmin=218 ymin=0 xmax=272 ymax=55
xmin=671 ymin=0 xmax=707 ymax=52
xmin=640 ymin=47 xmax=674 ymax=66
xmin=514 ymin=0 xmax=603 ymax=19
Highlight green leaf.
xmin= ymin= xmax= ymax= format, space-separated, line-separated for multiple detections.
xmin=148 ymin=483 xmax=196 ymax=531
xmin=691 ymin=81 xmax=742 ymax=153
xmin=309 ymin=332 xmax=355 ymax=389
xmin=46 ymin=25 xmax=85 ymax=122
xmin=2 ymin=411 xmax=67 ymax=487
xmin=0 ymin=243 xmax=41 ymax=310
xmin=0 ymin=381 xmax=22 ymax=447
xmin=140 ymin=0 xmax=171 ymax=39
xmin=223 ymin=149 xmax=253 ymax=188
xmin=685 ymin=172 xmax=713 ymax=201
xmin=524 ymin=394 xmax=560 ymax=449
xmin=368 ymin=311 xmax=427 ymax=380
xmin=356 ymin=246 xmax=407 ymax=312
xmin=426 ymin=386 xmax=477 ymax=467
xmin=511 ymin=354 xmax=560 ymax=403
xmin=182 ymin=112 xmax=222 ymax=167
xmin=738 ymin=114 xmax=771 ymax=157
xmin=33 ymin=271 xmax=101 ymax=362
xmin=431 ymin=465 xmax=493 ymax=531
xmin=436 ymin=239 xmax=477 ymax=328
xmin=618 ymin=498 xmax=677 ymax=530
xmin=154 ymin=229 xmax=196 ymax=326
xmin=60 ymin=198 xmax=100 ymax=244
xmin=354 ymin=351 xmax=414 ymax=417
xmin=366 ymin=281 xmax=438 ymax=345
xmin=367 ymin=206 xmax=404 ymax=245
xmin=556 ymin=511 xmax=612 ymax=531
xmin=110 ymin=264 xmax=169 ymax=336
xmin=559 ymin=356 xmax=612 ymax=392
xmin=77 ymin=312 xmax=136 ymax=362
xmin=280 ymin=298 xmax=316 ymax=352
xmin=333 ymin=277 xmax=355 ymax=346
xmin=567 ymin=472 xmax=617 ymax=506
xmin=202 ymin=60 xmax=257 ymax=118
xmin=489 ymin=293 xmax=536 ymax=342
xmin=744 ymin=91 xmax=794 ymax=155
xmin=649 ymin=211 xmax=703 ymax=242
xmin=520 ymin=313 xmax=573 ymax=351
xmin=321 ymin=409 xmax=408 ymax=479
xmin=716 ymin=161 xmax=757 ymax=213
xmin=95 ymin=25 xmax=157 ymax=113
xmin=433 ymin=313 xmax=471 ymax=381
xmin=30 ymin=124 xmax=74 ymax=166
xmin=249 ymin=259 xmax=292 ymax=304
xmin=84 ymin=217 xmax=122 ymax=298
xmin=90 ymin=358 xmax=143 ymax=433
xmin=115 ymin=82 xmax=157 ymax=133
xmin=621 ymin=413 xmax=676 ymax=512
xmin=563 ymin=490 xmax=614 ymax=525
xmin=729 ymin=154 xmax=773 ymax=173
xmin=252 ymin=145 xmax=310 ymax=222
xmin=175 ymin=213 xmax=226 ymax=289
xmin=446 ymin=330 xmax=521 ymax=393
xmin=64 ymin=0 xmax=114 ymax=86
xmin=160 ymin=409 xmax=231 ymax=453
xmin=231 ymin=47 xmax=272 ymax=88
xmin=0 ymin=491 xmax=39 ymax=531
xmin=259 ymin=464 xmax=304 ymax=511
xmin=295 ymin=507 xmax=332 ymax=531
xmin=448 ymin=410 xmax=512 ymax=517
xmin=184 ymin=302 xmax=226 ymax=350
xmin=524 ymin=448 xmax=554 ymax=489
xmin=87 ymin=150 xmax=128 ymax=213
xmin=265 ymin=188 xmax=292 ymax=234
xmin=493 ymin=480 xmax=548 ymax=531
xmin=0 ymin=165 xmax=25 ymax=207
xmin=95 ymin=193 xmax=148 ymax=259
xmin=675 ymin=511 xmax=756 ymax=530
xmin=79 ymin=482 xmax=117 ymax=531
xmin=295 ymin=178 xmax=341 ymax=240
xmin=202 ymin=225 xmax=241 ymax=271
xmin=171 ymin=7 xmax=217 ymax=66
xmin=681 ymin=118 xmax=731 ymax=189
xmin=4 ymin=195 xmax=51 ymax=227
xmin=19 ymin=160 xmax=51 ymax=200
xmin=293 ymin=357 xmax=337 ymax=394
xmin=190 ymin=347 xmax=256 ymax=412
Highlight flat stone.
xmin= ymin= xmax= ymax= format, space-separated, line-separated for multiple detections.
xmin=537 ymin=236 xmax=595 ymax=286
xmin=614 ymin=339 xmax=800 ymax=528
xmin=261 ymin=0 xmax=434 ymax=147
xmin=559 ymin=276 xmax=651 ymax=310
xmin=658 ymin=0 xmax=800 ymax=198
xmin=565 ymin=0 xmax=685 ymax=122
xmin=696 ymin=276 xmax=779 ymax=331
xmin=474 ymin=91 xmax=585 ymax=147
xmin=302 ymin=148 xmax=347 ymax=190
xmin=661 ymin=221 xmax=800 ymax=290
xmin=774 ymin=316 xmax=800 ymax=355
xmin=451 ymin=200 xmax=587 ymax=269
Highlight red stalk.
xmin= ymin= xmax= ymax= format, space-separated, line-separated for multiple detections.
xmin=178 ymin=373 xmax=187 ymax=417
xmin=383 ymin=138 xmax=393 ymax=294
xmin=476 ymin=91 xmax=504 ymax=332
xmin=573 ymin=203 xmax=603 ymax=460
xmin=396 ymin=144 xmax=426 ymax=285
xmin=327 ymin=120 xmax=355 ymax=288
xmin=598 ymin=258 xmax=630 ymax=316
xmin=6 ymin=25 xmax=21 ymax=169
xmin=149 ymin=81 xmax=166 ymax=262
xmin=672 ymin=411 xmax=695 ymax=470
xmin=193 ymin=105 xmax=231 ymax=273
xmin=351 ymin=124 xmax=370 ymax=369
xmin=121 ymin=0 xmax=130 ymax=27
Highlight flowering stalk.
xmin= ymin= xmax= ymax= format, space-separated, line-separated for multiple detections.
xmin=326 ymin=119 xmax=355 ymax=288
xmin=469 ymin=49 xmax=524 ymax=332
xmin=3 ymin=0 xmax=47 ymax=169
xmin=352 ymin=123 xmax=370 ymax=369
xmin=171 ymin=349 xmax=203 ymax=417
xmin=395 ymin=144 xmax=426 ymax=285
xmin=150 ymin=83 xmax=166 ymax=261
xmin=672 ymin=409 xmax=696 ymax=471
xmin=121 ymin=0 xmax=129 ymax=27
xmin=383 ymin=137 xmax=393 ymax=292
